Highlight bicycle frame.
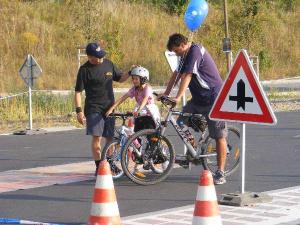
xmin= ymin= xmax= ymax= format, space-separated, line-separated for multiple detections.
xmin=117 ymin=125 xmax=129 ymax=149
xmin=116 ymin=120 xmax=143 ymax=158
xmin=159 ymin=109 xmax=216 ymax=159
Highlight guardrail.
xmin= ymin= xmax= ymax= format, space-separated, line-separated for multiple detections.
xmin=1 ymin=77 xmax=299 ymax=100
xmin=261 ymin=77 xmax=300 ymax=91
xmin=0 ymin=91 xmax=29 ymax=100
xmin=0 ymin=79 xmax=298 ymax=134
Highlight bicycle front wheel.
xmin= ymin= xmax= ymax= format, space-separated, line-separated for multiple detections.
xmin=202 ymin=126 xmax=240 ymax=176
xmin=121 ymin=129 xmax=175 ymax=185
xmin=101 ymin=138 xmax=124 ymax=179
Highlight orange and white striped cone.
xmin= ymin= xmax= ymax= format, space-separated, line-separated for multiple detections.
xmin=127 ymin=116 xmax=134 ymax=131
xmin=88 ymin=160 xmax=121 ymax=225
xmin=192 ymin=170 xmax=222 ymax=225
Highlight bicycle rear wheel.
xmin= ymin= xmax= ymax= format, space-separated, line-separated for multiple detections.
xmin=202 ymin=126 xmax=240 ymax=176
xmin=121 ymin=129 xmax=175 ymax=185
xmin=101 ymin=138 xmax=124 ymax=179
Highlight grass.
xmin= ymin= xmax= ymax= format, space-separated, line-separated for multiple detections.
xmin=0 ymin=88 xmax=182 ymax=133
xmin=1 ymin=89 xmax=299 ymax=133
xmin=0 ymin=91 xmax=137 ymax=133
xmin=267 ymin=91 xmax=300 ymax=100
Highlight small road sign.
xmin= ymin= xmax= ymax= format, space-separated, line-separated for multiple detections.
xmin=18 ymin=54 xmax=42 ymax=131
xmin=19 ymin=54 xmax=42 ymax=87
xmin=164 ymin=50 xmax=180 ymax=72
xmin=209 ymin=49 xmax=277 ymax=125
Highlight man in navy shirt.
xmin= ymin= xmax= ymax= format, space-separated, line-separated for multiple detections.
xmin=161 ymin=33 xmax=227 ymax=184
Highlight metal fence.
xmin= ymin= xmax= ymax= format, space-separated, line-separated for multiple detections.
xmin=1 ymin=77 xmax=300 ymax=101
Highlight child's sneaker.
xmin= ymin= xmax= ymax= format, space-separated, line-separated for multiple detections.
xmin=134 ymin=171 xmax=146 ymax=178
xmin=133 ymin=165 xmax=146 ymax=178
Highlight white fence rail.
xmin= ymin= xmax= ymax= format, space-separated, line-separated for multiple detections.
xmin=261 ymin=77 xmax=300 ymax=91
xmin=1 ymin=77 xmax=299 ymax=101
xmin=1 ymin=79 xmax=299 ymax=133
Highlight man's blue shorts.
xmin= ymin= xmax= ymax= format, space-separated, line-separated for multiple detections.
xmin=86 ymin=113 xmax=115 ymax=137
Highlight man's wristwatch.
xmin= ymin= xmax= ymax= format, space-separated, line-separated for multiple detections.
xmin=76 ymin=107 xmax=82 ymax=114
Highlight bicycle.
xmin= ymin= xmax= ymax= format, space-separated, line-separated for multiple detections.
xmin=121 ymin=94 xmax=241 ymax=185
xmin=100 ymin=112 xmax=134 ymax=179
xmin=101 ymin=111 xmax=166 ymax=179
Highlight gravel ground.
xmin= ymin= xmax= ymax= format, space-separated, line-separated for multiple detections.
xmin=270 ymin=99 xmax=300 ymax=112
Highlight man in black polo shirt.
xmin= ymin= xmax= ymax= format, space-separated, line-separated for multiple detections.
xmin=74 ymin=42 xmax=129 ymax=175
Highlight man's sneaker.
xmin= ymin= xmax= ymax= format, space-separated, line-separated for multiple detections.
xmin=213 ymin=170 xmax=226 ymax=185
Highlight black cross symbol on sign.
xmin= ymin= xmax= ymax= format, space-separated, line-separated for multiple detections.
xmin=229 ymin=79 xmax=253 ymax=110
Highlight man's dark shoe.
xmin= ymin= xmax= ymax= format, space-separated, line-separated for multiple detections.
xmin=179 ymin=160 xmax=189 ymax=169
xmin=108 ymin=159 xmax=121 ymax=175
xmin=142 ymin=162 xmax=151 ymax=170
xmin=94 ymin=166 xmax=99 ymax=176
xmin=213 ymin=170 xmax=226 ymax=185
xmin=175 ymin=154 xmax=189 ymax=169
xmin=94 ymin=160 xmax=101 ymax=176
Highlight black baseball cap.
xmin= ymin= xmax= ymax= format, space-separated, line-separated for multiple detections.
xmin=86 ymin=42 xmax=106 ymax=58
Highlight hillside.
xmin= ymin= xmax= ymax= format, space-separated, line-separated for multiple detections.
xmin=0 ymin=0 xmax=299 ymax=93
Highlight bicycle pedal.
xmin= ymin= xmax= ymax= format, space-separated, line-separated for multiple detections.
xmin=179 ymin=161 xmax=189 ymax=169
xmin=175 ymin=155 xmax=190 ymax=169
xmin=143 ymin=163 xmax=151 ymax=170
xmin=175 ymin=154 xmax=187 ymax=163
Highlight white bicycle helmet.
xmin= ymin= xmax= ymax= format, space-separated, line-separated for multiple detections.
xmin=130 ymin=66 xmax=149 ymax=84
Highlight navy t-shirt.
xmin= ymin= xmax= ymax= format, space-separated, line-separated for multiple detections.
xmin=75 ymin=59 xmax=122 ymax=115
xmin=178 ymin=43 xmax=223 ymax=106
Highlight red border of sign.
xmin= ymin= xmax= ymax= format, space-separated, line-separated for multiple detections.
xmin=209 ymin=50 xmax=276 ymax=124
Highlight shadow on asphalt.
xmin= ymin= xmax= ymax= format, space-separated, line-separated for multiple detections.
xmin=0 ymin=194 xmax=81 ymax=202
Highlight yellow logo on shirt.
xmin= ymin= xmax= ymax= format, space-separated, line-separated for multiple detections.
xmin=106 ymin=72 xmax=113 ymax=76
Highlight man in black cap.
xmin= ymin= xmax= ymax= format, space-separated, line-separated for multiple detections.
xmin=74 ymin=42 xmax=130 ymax=176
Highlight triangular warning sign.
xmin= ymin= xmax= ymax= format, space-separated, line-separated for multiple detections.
xmin=209 ymin=49 xmax=277 ymax=125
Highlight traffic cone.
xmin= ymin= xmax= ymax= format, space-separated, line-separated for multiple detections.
xmin=127 ymin=117 xmax=134 ymax=132
xmin=127 ymin=117 xmax=135 ymax=159
xmin=88 ymin=160 xmax=121 ymax=225
xmin=192 ymin=170 xmax=222 ymax=225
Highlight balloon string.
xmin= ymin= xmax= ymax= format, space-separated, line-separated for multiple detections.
xmin=188 ymin=32 xmax=194 ymax=42
xmin=170 ymin=32 xmax=194 ymax=93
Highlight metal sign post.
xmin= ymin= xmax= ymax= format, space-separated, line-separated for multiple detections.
xmin=27 ymin=55 xmax=33 ymax=130
xmin=209 ymin=49 xmax=276 ymax=206
xmin=18 ymin=54 xmax=42 ymax=133
xmin=241 ymin=123 xmax=246 ymax=194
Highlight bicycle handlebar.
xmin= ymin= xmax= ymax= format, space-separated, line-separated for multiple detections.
xmin=108 ymin=112 xmax=133 ymax=118
xmin=153 ymin=92 xmax=176 ymax=108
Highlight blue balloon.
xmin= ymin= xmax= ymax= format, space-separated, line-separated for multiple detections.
xmin=184 ymin=0 xmax=209 ymax=32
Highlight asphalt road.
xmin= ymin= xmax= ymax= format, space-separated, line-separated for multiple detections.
xmin=0 ymin=111 xmax=299 ymax=224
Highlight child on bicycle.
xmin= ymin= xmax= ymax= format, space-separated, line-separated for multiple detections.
xmin=105 ymin=66 xmax=161 ymax=177
xmin=106 ymin=66 xmax=160 ymax=127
